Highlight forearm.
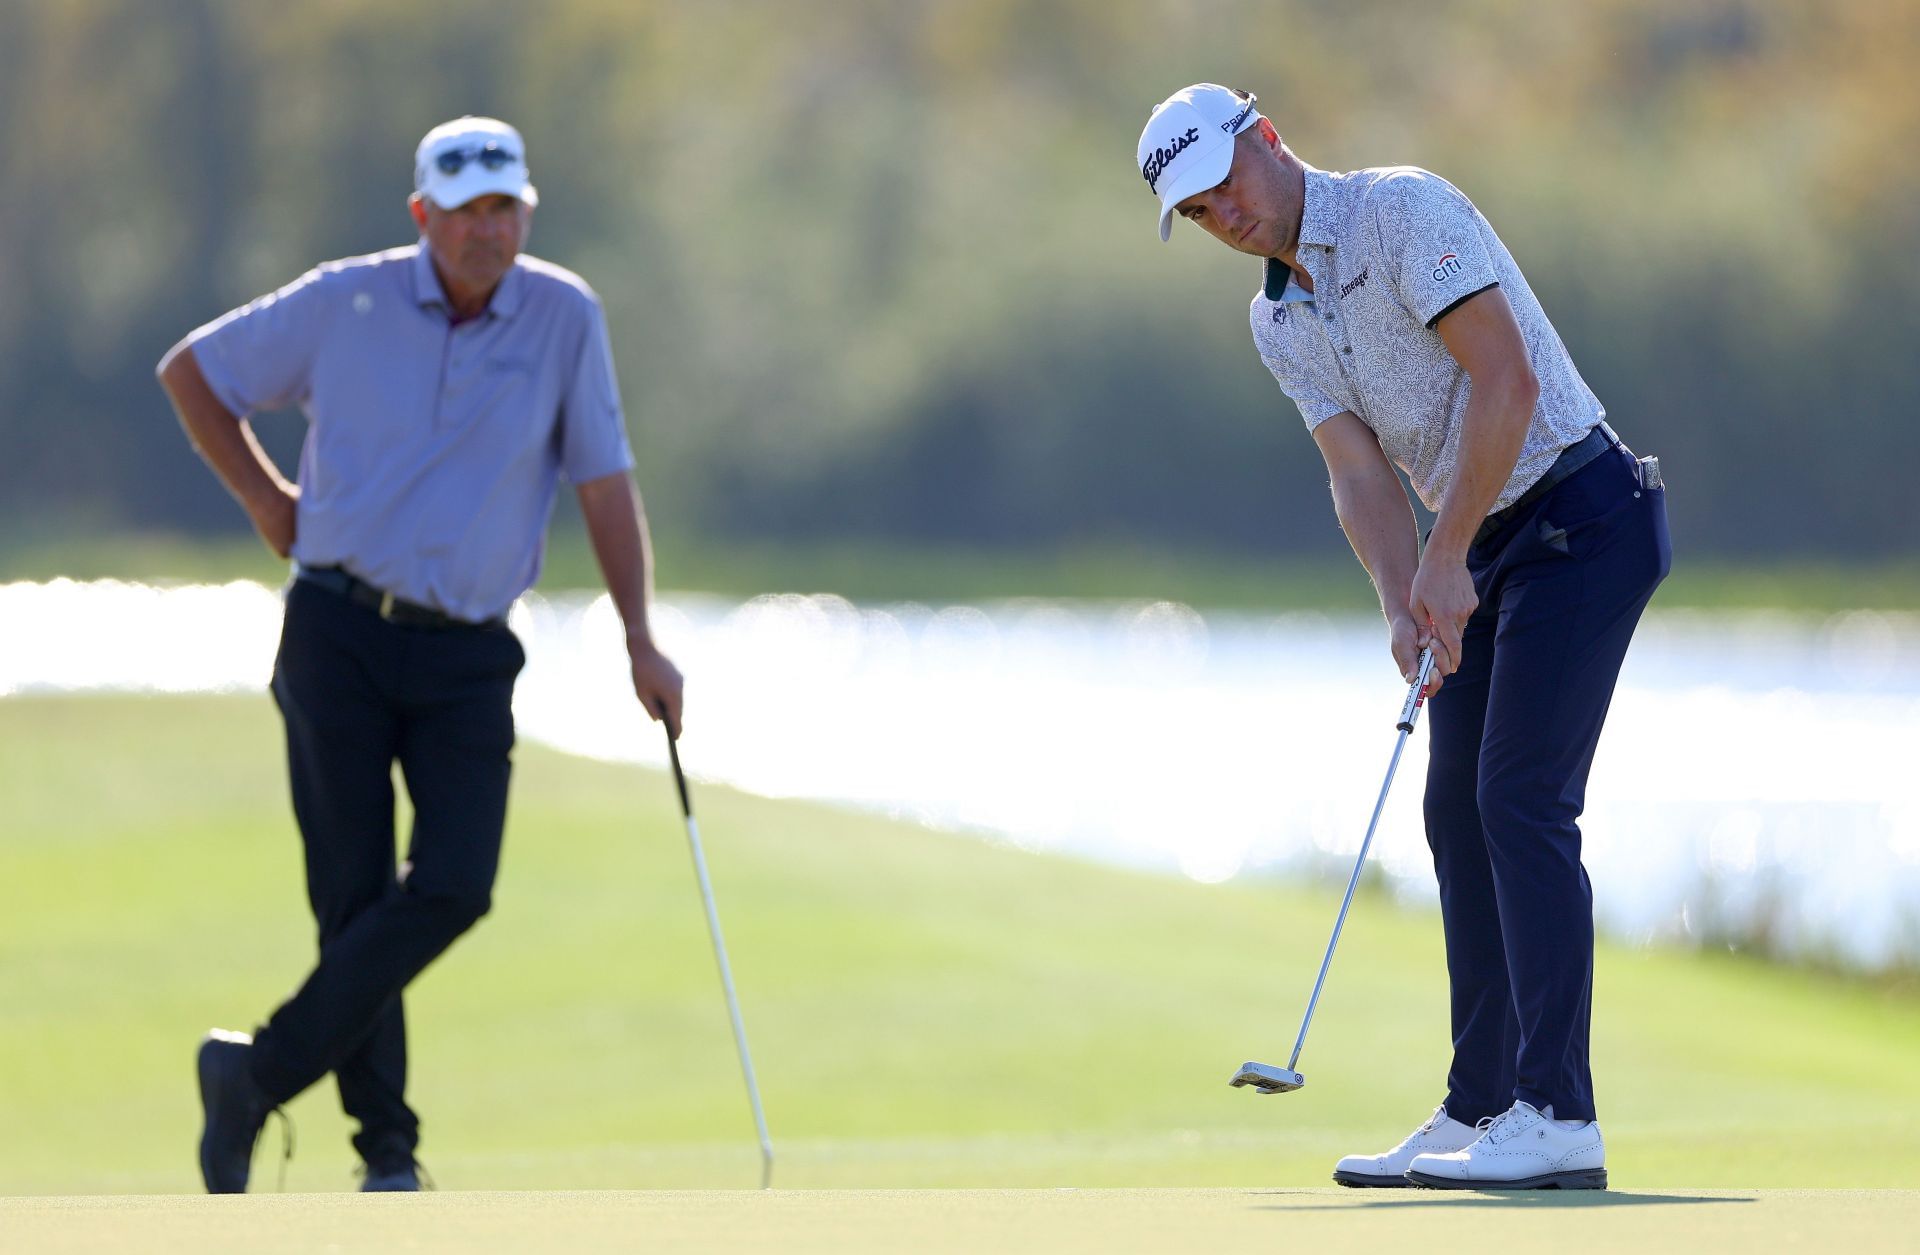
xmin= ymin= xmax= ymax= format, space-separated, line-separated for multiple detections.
xmin=155 ymin=342 xmax=293 ymax=514
xmin=579 ymin=472 xmax=683 ymax=730
xmin=1424 ymin=374 xmax=1537 ymax=562
xmin=576 ymin=471 xmax=658 ymax=644
xmin=1330 ymin=463 xmax=1422 ymax=625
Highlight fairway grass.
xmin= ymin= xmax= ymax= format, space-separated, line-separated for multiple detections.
xmin=5 ymin=1189 xmax=1917 ymax=1255
xmin=2 ymin=695 xmax=1918 ymax=1203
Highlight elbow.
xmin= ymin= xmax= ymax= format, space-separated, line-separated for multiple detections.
xmin=1477 ymin=363 xmax=1538 ymax=432
xmin=155 ymin=340 xmax=191 ymax=391
xmin=1327 ymin=464 xmax=1396 ymax=517
xmin=1509 ymin=364 xmax=1541 ymax=416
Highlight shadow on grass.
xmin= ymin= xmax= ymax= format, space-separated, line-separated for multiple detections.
xmin=1251 ymin=1190 xmax=1755 ymax=1210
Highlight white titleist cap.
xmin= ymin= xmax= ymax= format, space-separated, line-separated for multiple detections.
xmin=1137 ymin=84 xmax=1261 ymax=241
xmin=414 ymin=116 xmax=539 ymax=210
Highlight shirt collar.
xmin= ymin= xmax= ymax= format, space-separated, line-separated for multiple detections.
xmin=408 ymin=241 xmax=524 ymax=320
xmin=1261 ymin=166 xmax=1344 ymax=301
xmin=410 ymin=243 xmax=443 ymax=309
xmin=1263 ymin=259 xmax=1314 ymax=303
xmin=1296 ymin=166 xmax=1343 ymax=248
xmin=489 ymin=263 xmax=524 ymax=319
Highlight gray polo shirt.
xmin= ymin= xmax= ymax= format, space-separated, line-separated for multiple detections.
xmin=1249 ymin=165 xmax=1602 ymax=512
xmin=188 ymin=243 xmax=634 ymax=622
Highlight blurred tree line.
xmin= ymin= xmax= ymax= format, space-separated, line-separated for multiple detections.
xmin=2 ymin=0 xmax=1915 ymax=564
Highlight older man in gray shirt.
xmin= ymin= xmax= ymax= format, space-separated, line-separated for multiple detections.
xmin=1140 ymin=85 xmax=1669 ymax=1190
xmin=157 ymin=116 xmax=684 ymax=1192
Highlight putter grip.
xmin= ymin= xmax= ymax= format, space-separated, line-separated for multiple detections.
xmin=1396 ymin=649 xmax=1437 ymax=732
xmin=665 ymin=729 xmax=693 ymax=817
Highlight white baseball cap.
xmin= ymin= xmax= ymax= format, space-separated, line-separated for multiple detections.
xmin=1137 ymin=85 xmax=1261 ymax=241
xmin=414 ymin=116 xmax=539 ymax=210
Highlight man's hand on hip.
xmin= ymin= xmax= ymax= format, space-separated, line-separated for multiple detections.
xmin=247 ymin=484 xmax=299 ymax=560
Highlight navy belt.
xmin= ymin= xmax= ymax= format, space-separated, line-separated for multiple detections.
xmin=295 ymin=565 xmax=499 ymax=630
xmin=1473 ymin=422 xmax=1625 ymax=548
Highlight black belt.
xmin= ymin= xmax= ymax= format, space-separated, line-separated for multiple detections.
xmin=295 ymin=566 xmax=500 ymax=630
xmin=1472 ymin=422 xmax=1626 ymax=548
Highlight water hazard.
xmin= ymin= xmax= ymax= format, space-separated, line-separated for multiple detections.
xmin=4 ymin=579 xmax=1916 ymax=970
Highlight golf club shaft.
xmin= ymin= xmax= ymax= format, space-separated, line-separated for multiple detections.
xmin=1285 ymin=649 xmax=1436 ymax=1072
xmin=666 ymin=732 xmax=775 ymax=1190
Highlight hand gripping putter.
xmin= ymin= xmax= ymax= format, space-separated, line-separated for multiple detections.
xmin=1231 ymin=648 xmax=1437 ymax=1096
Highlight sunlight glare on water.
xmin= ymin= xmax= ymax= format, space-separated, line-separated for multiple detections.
xmin=6 ymin=580 xmax=1919 ymax=969
xmin=0 ymin=578 xmax=282 ymax=696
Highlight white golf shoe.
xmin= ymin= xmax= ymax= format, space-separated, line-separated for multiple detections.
xmin=1332 ymin=1105 xmax=1484 ymax=1188
xmin=1405 ymin=1100 xmax=1607 ymax=1189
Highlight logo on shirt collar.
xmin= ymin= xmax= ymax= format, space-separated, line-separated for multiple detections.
xmin=1339 ymin=268 xmax=1369 ymax=299
xmin=1431 ymin=252 xmax=1464 ymax=282
xmin=1141 ymin=127 xmax=1201 ymax=195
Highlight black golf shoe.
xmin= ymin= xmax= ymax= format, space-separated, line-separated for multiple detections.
xmin=196 ymin=1029 xmax=272 ymax=1193
xmin=359 ymin=1158 xmax=424 ymax=1192
xmin=356 ymin=1128 xmax=427 ymax=1192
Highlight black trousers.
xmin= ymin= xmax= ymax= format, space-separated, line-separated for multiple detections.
xmin=251 ymin=578 xmax=524 ymax=1165
xmin=1425 ymin=445 xmax=1670 ymax=1125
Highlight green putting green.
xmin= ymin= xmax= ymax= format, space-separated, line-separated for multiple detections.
xmin=1 ymin=694 xmax=1916 ymax=1200
xmin=4 ymin=1189 xmax=1916 ymax=1254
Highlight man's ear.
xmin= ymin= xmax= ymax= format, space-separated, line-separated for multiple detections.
xmin=408 ymin=193 xmax=429 ymax=231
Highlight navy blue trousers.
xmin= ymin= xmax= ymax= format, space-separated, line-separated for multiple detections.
xmin=1425 ymin=445 xmax=1669 ymax=1124
xmin=251 ymin=579 xmax=524 ymax=1166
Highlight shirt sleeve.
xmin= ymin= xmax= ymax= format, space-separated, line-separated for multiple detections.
xmin=185 ymin=268 xmax=334 ymax=417
xmin=1250 ymin=301 xmax=1346 ymax=432
xmin=557 ymin=295 xmax=636 ymax=484
xmin=1373 ymin=172 xmax=1501 ymax=329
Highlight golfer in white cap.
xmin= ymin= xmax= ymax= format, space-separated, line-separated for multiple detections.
xmin=159 ymin=115 xmax=683 ymax=1192
xmin=1139 ymin=84 xmax=1670 ymax=1190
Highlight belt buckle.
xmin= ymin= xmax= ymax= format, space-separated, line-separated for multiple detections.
xmin=379 ymin=590 xmax=397 ymax=621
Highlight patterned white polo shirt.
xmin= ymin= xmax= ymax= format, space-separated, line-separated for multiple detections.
xmin=1249 ymin=165 xmax=1603 ymax=511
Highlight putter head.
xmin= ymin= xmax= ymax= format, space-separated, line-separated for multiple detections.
xmin=1229 ymin=1061 xmax=1305 ymax=1094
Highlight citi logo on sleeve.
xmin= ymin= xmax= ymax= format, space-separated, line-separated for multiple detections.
xmin=1431 ymin=253 xmax=1464 ymax=282
xmin=1142 ymin=127 xmax=1201 ymax=194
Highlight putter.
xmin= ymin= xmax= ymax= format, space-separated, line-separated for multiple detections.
xmin=1231 ymin=647 xmax=1438 ymax=1096
xmin=664 ymin=725 xmax=775 ymax=1189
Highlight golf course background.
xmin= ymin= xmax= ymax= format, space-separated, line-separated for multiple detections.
xmin=4 ymin=0 xmax=1918 ymax=571
xmin=4 ymin=694 xmax=1916 ymax=1196
xmin=3 ymin=2 xmax=1918 ymax=1246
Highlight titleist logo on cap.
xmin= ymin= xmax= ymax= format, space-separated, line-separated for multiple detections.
xmin=1141 ymin=127 xmax=1200 ymax=194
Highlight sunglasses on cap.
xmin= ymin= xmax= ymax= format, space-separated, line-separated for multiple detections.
xmin=433 ymin=143 xmax=520 ymax=176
